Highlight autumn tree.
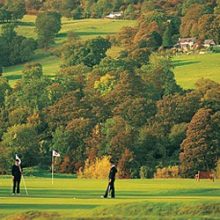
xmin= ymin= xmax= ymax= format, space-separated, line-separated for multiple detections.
xmin=180 ymin=108 xmax=220 ymax=177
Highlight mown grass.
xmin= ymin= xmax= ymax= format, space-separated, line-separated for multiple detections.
xmin=0 ymin=177 xmax=219 ymax=219
xmin=173 ymin=53 xmax=220 ymax=89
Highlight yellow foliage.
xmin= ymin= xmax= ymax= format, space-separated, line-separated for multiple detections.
xmin=77 ymin=156 xmax=111 ymax=179
xmin=154 ymin=166 xmax=179 ymax=178
xmin=215 ymin=159 xmax=220 ymax=179
xmin=94 ymin=74 xmax=116 ymax=95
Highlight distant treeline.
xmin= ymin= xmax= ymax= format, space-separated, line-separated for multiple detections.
xmin=0 ymin=29 xmax=220 ymax=178
xmin=0 ymin=0 xmax=220 ymax=178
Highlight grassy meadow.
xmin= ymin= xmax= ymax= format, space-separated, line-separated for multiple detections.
xmin=0 ymin=177 xmax=220 ymax=219
xmin=173 ymin=53 xmax=220 ymax=89
xmin=2 ymin=15 xmax=220 ymax=89
xmin=1 ymin=15 xmax=135 ymax=86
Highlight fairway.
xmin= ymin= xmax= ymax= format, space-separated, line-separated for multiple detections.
xmin=0 ymin=177 xmax=220 ymax=219
xmin=173 ymin=53 xmax=220 ymax=89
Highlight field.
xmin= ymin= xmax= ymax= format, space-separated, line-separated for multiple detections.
xmin=1 ymin=15 xmax=135 ymax=86
xmin=2 ymin=16 xmax=220 ymax=89
xmin=173 ymin=53 xmax=220 ymax=89
xmin=0 ymin=176 xmax=220 ymax=219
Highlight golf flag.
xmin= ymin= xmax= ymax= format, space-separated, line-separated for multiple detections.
xmin=15 ymin=154 xmax=21 ymax=165
xmin=51 ymin=150 xmax=60 ymax=184
xmin=52 ymin=150 xmax=60 ymax=157
xmin=15 ymin=154 xmax=28 ymax=195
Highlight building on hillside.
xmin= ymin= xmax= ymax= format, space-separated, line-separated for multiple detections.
xmin=106 ymin=12 xmax=123 ymax=19
xmin=177 ymin=38 xmax=197 ymax=51
xmin=203 ymin=39 xmax=216 ymax=48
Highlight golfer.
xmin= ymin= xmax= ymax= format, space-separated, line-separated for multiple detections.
xmin=12 ymin=159 xmax=22 ymax=195
xmin=103 ymin=160 xmax=117 ymax=198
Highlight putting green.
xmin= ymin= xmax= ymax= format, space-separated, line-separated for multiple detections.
xmin=0 ymin=177 xmax=219 ymax=219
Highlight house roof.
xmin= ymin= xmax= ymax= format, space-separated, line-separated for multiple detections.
xmin=204 ymin=39 xmax=215 ymax=45
xmin=179 ymin=38 xmax=196 ymax=43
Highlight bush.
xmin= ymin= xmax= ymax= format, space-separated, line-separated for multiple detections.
xmin=215 ymin=159 xmax=220 ymax=179
xmin=212 ymin=46 xmax=220 ymax=53
xmin=154 ymin=166 xmax=179 ymax=178
xmin=77 ymin=156 xmax=111 ymax=179
xmin=139 ymin=166 xmax=154 ymax=179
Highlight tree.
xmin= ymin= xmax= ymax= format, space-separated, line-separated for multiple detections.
xmin=180 ymin=108 xmax=220 ymax=177
xmin=5 ymin=0 xmax=26 ymax=20
xmin=62 ymin=37 xmax=111 ymax=67
xmin=162 ymin=24 xmax=173 ymax=48
xmin=0 ymin=24 xmax=36 ymax=66
xmin=215 ymin=0 xmax=220 ymax=14
xmin=35 ymin=11 xmax=61 ymax=48
xmin=0 ymin=77 xmax=11 ymax=107
xmin=141 ymin=54 xmax=182 ymax=97
xmin=25 ymin=0 xmax=44 ymax=11
xmin=72 ymin=6 xmax=83 ymax=19
xmin=0 ymin=5 xmax=11 ymax=23
xmin=2 ymin=123 xmax=40 ymax=166
xmin=22 ymin=63 xmax=43 ymax=80
xmin=180 ymin=4 xmax=207 ymax=37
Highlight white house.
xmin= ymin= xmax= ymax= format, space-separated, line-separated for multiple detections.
xmin=177 ymin=38 xmax=197 ymax=50
xmin=203 ymin=39 xmax=216 ymax=48
xmin=106 ymin=12 xmax=122 ymax=19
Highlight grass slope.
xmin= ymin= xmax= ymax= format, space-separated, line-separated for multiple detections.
xmin=173 ymin=53 xmax=220 ymax=89
xmin=1 ymin=15 xmax=135 ymax=85
xmin=0 ymin=177 xmax=219 ymax=219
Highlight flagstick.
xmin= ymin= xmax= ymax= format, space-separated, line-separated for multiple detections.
xmin=22 ymin=175 xmax=28 ymax=196
xmin=52 ymin=152 xmax=54 ymax=185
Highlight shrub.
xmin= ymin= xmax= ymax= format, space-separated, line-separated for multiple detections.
xmin=212 ymin=46 xmax=220 ymax=53
xmin=139 ymin=166 xmax=154 ymax=179
xmin=77 ymin=156 xmax=111 ymax=179
xmin=215 ymin=159 xmax=220 ymax=179
xmin=154 ymin=166 xmax=179 ymax=178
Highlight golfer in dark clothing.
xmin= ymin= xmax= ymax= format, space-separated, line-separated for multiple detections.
xmin=12 ymin=159 xmax=22 ymax=195
xmin=103 ymin=161 xmax=117 ymax=198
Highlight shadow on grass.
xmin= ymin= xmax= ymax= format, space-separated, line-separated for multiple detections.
xmin=17 ymin=21 xmax=35 ymax=27
xmin=56 ymin=31 xmax=115 ymax=39
xmin=76 ymin=31 xmax=115 ymax=36
xmin=1 ymin=187 xmax=219 ymax=199
xmin=0 ymin=188 xmax=104 ymax=198
xmin=173 ymin=60 xmax=200 ymax=67
xmin=119 ymin=188 xmax=220 ymax=197
xmin=0 ymin=204 xmax=97 ymax=210
xmin=5 ymin=75 xmax=22 ymax=81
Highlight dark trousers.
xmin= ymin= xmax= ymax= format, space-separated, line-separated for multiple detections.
xmin=13 ymin=177 xmax=21 ymax=194
xmin=104 ymin=179 xmax=115 ymax=198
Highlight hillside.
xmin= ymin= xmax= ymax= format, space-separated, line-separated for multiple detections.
xmin=2 ymin=15 xmax=136 ymax=85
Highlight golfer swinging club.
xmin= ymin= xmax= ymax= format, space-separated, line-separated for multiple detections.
xmin=12 ymin=156 xmax=22 ymax=195
xmin=102 ymin=160 xmax=117 ymax=198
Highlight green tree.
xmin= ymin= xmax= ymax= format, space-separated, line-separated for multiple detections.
xmin=0 ymin=24 xmax=36 ymax=66
xmin=2 ymin=123 xmax=40 ymax=166
xmin=72 ymin=6 xmax=83 ymax=19
xmin=162 ymin=24 xmax=173 ymax=48
xmin=0 ymin=77 xmax=11 ymax=107
xmin=141 ymin=54 xmax=182 ymax=97
xmin=35 ymin=11 xmax=61 ymax=48
xmin=62 ymin=37 xmax=111 ymax=67
xmin=6 ymin=0 xmax=26 ymax=20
